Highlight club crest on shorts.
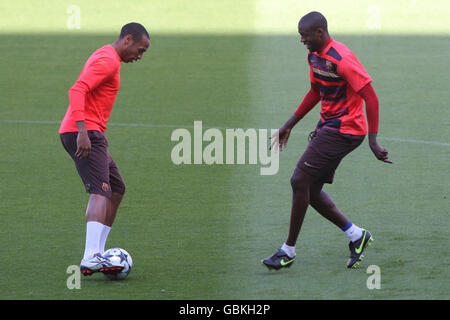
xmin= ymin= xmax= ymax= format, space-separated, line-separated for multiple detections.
xmin=102 ymin=182 xmax=110 ymax=191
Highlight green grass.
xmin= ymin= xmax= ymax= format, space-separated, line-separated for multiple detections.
xmin=0 ymin=0 xmax=449 ymax=300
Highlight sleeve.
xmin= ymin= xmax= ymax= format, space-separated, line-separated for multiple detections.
xmin=294 ymin=82 xmax=321 ymax=118
xmin=357 ymin=83 xmax=379 ymax=133
xmin=337 ymin=53 xmax=372 ymax=93
xmin=68 ymin=57 xmax=116 ymax=121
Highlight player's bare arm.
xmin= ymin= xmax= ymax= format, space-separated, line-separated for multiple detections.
xmin=271 ymin=83 xmax=320 ymax=151
xmin=270 ymin=114 xmax=301 ymax=151
xmin=368 ymin=132 xmax=392 ymax=163
xmin=75 ymin=120 xmax=91 ymax=159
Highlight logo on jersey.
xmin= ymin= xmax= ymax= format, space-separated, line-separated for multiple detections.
xmin=326 ymin=60 xmax=333 ymax=70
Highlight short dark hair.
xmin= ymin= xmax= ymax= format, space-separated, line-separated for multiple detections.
xmin=119 ymin=22 xmax=150 ymax=41
xmin=299 ymin=11 xmax=328 ymax=32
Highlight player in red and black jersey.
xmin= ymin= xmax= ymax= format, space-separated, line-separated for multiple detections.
xmin=262 ymin=12 xmax=392 ymax=270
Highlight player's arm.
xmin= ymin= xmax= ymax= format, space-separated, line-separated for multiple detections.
xmin=271 ymin=83 xmax=320 ymax=151
xmin=337 ymin=53 xmax=391 ymax=163
xmin=357 ymin=83 xmax=392 ymax=163
xmin=69 ymin=58 xmax=115 ymax=158
xmin=75 ymin=120 xmax=91 ymax=158
xmin=70 ymin=81 xmax=91 ymax=159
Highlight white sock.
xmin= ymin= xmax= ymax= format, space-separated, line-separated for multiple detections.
xmin=99 ymin=225 xmax=111 ymax=254
xmin=345 ymin=224 xmax=363 ymax=242
xmin=83 ymin=221 xmax=105 ymax=260
xmin=281 ymin=243 xmax=296 ymax=258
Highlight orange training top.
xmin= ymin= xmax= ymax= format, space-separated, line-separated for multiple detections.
xmin=59 ymin=45 xmax=121 ymax=133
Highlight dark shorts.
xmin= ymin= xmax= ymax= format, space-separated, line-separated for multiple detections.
xmin=60 ymin=131 xmax=125 ymax=198
xmin=297 ymin=128 xmax=365 ymax=184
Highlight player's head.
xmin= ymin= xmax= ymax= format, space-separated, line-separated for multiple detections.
xmin=116 ymin=22 xmax=150 ymax=63
xmin=298 ymin=12 xmax=329 ymax=52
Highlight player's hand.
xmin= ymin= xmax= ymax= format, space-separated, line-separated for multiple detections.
xmin=75 ymin=131 xmax=91 ymax=158
xmin=368 ymin=132 xmax=392 ymax=163
xmin=369 ymin=141 xmax=392 ymax=163
xmin=270 ymin=126 xmax=292 ymax=151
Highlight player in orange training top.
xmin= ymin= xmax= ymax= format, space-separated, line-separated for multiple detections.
xmin=59 ymin=23 xmax=150 ymax=275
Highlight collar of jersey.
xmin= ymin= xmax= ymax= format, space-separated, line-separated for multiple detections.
xmin=314 ymin=37 xmax=333 ymax=54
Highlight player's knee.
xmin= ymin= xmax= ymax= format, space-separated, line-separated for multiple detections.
xmin=290 ymin=173 xmax=307 ymax=192
xmin=291 ymin=168 xmax=316 ymax=192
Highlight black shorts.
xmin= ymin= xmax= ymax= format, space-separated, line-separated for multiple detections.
xmin=60 ymin=131 xmax=126 ymax=198
xmin=297 ymin=128 xmax=365 ymax=184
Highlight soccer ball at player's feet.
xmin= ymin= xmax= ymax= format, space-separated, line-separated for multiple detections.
xmin=102 ymin=248 xmax=133 ymax=280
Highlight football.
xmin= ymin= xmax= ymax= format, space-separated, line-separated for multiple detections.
xmin=102 ymin=248 xmax=133 ymax=280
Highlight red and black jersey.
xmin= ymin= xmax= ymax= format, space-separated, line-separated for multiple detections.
xmin=307 ymin=37 xmax=372 ymax=135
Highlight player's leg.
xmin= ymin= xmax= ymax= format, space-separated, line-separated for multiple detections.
xmin=285 ymin=167 xmax=319 ymax=246
xmin=309 ymin=181 xmax=366 ymax=240
xmin=81 ymin=195 xmax=126 ymax=275
xmin=96 ymin=192 xmax=123 ymax=255
xmin=261 ymin=167 xmax=318 ymax=270
xmin=306 ymin=144 xmax=373 ymax=268
xmin=104 ymin=192 xmax=123 ymax=226
xmin=61 ymin=131 xmax=122 ymax=274
xmin=104 ymin=153 xmax=125 ymax=227
xmin=99 ymin=153 xmax=126 ymax=253
xmin=85 ymin=194 xmax=108 ymax=223
xmin=262 ymin=128 xmax=371 ymax=270
xmin=309 ymin=181 xmax=348 ymax=229
xmin=279 ymin=134 xmax=330 ymax=259
xmin=84 ymin=194 xmax=109 ymax=259
xmin=262 ymin=130 xmax=326 ymax=270
xmin=80 ymin=132 xmax=114 ymax=261
xmin=309 ymin=181 xmax=373 ymax=268
xmin=81 ymin=194 xmax=121 ymax=275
